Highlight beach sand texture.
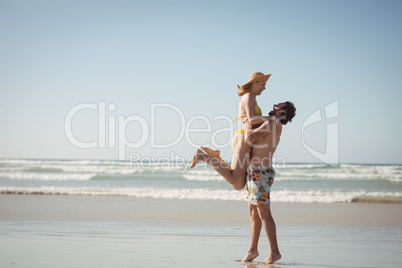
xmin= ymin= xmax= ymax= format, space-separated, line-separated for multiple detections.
xmin=1 ymin=195 xmax=402 ymax=267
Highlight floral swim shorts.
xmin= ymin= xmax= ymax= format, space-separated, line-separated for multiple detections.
xmin=246 ymin=166 xmax=275 ymax=205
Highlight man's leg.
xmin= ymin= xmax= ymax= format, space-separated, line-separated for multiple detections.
xmin=256 ymin=203 xmax=281 ymax=264
xmin=241 ymin=203 xmax=261 ymax=262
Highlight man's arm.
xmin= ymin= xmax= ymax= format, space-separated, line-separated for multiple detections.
xmin=246 ymin=119 xmax=276 ymax=144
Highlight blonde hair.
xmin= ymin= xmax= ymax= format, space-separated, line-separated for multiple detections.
xmin=237 ymin=83 xmax=252 ymax=96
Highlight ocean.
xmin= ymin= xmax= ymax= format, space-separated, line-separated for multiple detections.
xmin=1 ymin=158 xmax=401 ymax=203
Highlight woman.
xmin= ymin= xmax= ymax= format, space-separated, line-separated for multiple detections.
xmin=190 ymin=71 xmax=272 ymax=190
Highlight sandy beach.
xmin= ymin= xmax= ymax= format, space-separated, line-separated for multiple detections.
xmin=2 ymin=194 xmax=402 ymax=227
xmin=1 ymin=195 xmax=402 ymax=267
xmin=2 ymin=0 xmax=402 ymax=266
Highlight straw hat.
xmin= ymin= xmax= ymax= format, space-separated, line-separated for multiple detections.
xmin=239 ymin=72 xmax=271 ymax=88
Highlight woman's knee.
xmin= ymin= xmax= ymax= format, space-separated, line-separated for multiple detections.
xmin=232 ymin=181 xmax=245 ymax=190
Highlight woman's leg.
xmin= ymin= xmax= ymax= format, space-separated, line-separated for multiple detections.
xmin=190 ymin=134 xmax=250 ymax=190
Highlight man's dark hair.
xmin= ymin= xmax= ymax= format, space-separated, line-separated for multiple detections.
xmin=279 ymin=101 xmax=296 ymax=125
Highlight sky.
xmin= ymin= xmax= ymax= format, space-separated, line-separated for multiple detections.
xmin=1 ymin=0 xmax=401 ymax=164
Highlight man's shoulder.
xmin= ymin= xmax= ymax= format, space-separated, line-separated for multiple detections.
xmin=266 ymin=116 xmax=277 ymax=123
xmin=267 ymin=117 xmax=282 ymax=130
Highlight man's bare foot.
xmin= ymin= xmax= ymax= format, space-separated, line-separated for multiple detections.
xmin=240 ymin=250 xmax=259 ymax=262
xmin=190 ymin=149 xmax=208 ymax=168
xmin=243 ymin=263 xmax=258 ymax=268
xmin=258 ymin=253 xmax=281 ymax=265
xmin=200 ymin=146 xmax=220 ymax=158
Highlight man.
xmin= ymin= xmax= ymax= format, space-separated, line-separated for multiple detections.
xmin=241 ymin=101 xmax=296 ymax=264
xmin=190 ymin=102 xmax=296 ymax=264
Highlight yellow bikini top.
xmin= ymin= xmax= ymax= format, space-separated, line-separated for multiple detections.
xmin=255 ymin=103 xmax=262 ymax=116
xmin=233 ymin=103 xmax=262 ymax=122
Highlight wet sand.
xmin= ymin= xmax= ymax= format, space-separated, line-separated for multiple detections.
xmin=1 ymin=195 xmax=402 ymax=267
xmin=1 ymin=194 xmax=402 ymax=227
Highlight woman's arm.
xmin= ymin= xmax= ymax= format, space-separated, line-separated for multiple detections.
xmin=245 ymin=116 xmax=271 ymax=126
xmin=247 ymin=119 xmax=276 ymax=144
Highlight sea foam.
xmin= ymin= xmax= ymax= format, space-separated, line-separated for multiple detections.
xmin=2 ymin=186 xmax=401 ymax=203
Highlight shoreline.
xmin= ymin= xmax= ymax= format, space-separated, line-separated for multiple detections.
xmin=1 ymin=194 xmax=402 ymax=227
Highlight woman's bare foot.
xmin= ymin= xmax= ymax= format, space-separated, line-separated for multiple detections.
xmin=190 ymin=149 xmax=208 ymax=168
xmin=258 ymin=253 xmax=281 ymax=265
xmin=200 ymin=146 xmax=220 ymax=158
xmin=241 ymin=250 xmax=259 ymax=262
